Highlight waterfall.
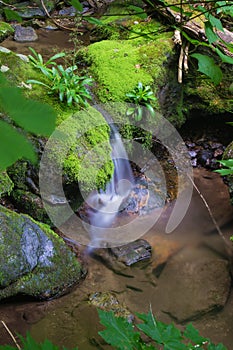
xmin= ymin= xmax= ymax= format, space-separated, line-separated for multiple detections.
xmin=85 ymin=111 xmax=135 ymax=248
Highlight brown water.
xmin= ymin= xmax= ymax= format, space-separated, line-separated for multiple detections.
xmin=0 ymin=168 xmax=233 ymax=349
xmin=1 ymin=30 xmax=233 ymax=349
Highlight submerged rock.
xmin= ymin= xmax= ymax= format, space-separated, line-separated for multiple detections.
xmin=89 ymin=291 xmax=133 ymax=321
xmin=0 ymin=205 xmax=85 ymax=301
xmin=157 ymin=246 xmax=231 ymax=322
xmin=92 ymin=239 xmax=152 ymax=275
xmin=110 ymin=239 xmax=152 ymax=266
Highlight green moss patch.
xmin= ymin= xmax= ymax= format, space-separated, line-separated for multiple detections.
xmin=0 ymin=22 xmax=14 ymax=41
xmin=87 ymin=32 xmax=173 ymax=103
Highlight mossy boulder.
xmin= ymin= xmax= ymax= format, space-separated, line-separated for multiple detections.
xmin=0 ymin=21 xmax=14 ymax=42
xmin=85 ymin=31 xmax=174 ymax=103
xmin=0 ymin=205 xmax=84 ymax=300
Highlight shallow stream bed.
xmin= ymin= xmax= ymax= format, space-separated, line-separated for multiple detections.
xmin=0 ymin=169 xmax=233 ymax=349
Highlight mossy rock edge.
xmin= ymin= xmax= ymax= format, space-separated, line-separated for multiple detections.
xmin=0 ymin=205 xmax=85 ymax=301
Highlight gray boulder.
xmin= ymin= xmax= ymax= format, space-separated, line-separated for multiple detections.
xmin=0 ymin=205 xmax=85 ymax=300
xmin=14 ymin=25 xmax=38 ymax=42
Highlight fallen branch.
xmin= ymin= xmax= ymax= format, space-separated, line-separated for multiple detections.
xmin=40 ymin=0 xmax=75 ymax=32
xmin=1 ymin=321 xmax=21 ymax=350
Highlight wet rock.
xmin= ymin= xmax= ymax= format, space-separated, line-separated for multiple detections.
xmin=0 ymin=205 xmax=85 ymax=301
xmin=14 ymin=25 xmax=38 ymax=42
xmin=197 ymin=149 xmax=214 ymax=167
xmin=110 ymin=239 xmax=152 ymax=266
xmin=91 ymin=239 xmax=152 ymax=275
xmin=13 ymin=1 xmax=55 ymax=19
xmin=59 ymin=6 xmax=77 ymax=16
xmin=158 ymin=246 xmax=231 ymax=322
xmin=89 ymin=291 xmax=133 ymax=321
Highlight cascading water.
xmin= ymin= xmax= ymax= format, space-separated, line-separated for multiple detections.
xmin=85 ymin=116 xmax=135 ymax=248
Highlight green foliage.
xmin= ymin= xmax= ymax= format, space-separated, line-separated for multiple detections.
xmin=0 ymin=72 xmax=56 ymax=171
xmin=0 ymin=310 xmax=228 ymax=349
xmin=3 ymin=8 xmax=22 ymax=22
xmin=0 ymin=332 xmax=78 ymax=350
xmin=98 ymin=309 xmax=228 ymax=350
xmin=215 ymin=159 xmax=233 ymax=176
xmin=70 ymin=0 xmax=83 ymax=13
xmin=191 ymin=53 xmax=223 ymax=85
xmin=125 ymin=82 xmax=157 ymax=121
xmin=28 ymin=47 xmax=66 ymax=75
xmin=27 ymin=50 xmax=93 ymax=107
xmin=142 ymin=0 xmax=233 ymax=85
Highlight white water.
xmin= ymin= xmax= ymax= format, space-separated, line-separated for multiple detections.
xmin=85 ymin=122 xmax=135 ymax=248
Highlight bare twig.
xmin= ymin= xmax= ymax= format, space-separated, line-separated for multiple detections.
xmin=183 ymin=42 xmax=189 ymax=73
xmin=0 ymin=0 xmax=16 ymax=8
xmin=187 ymin=174 xmax=233 ymax=258
xmin=40 ymin=0 xmax=75 ymax=32
xmin=1 ymin=321 xmax=21 ymax=350
xmin=178 ymin=45 xmax=184 ymax=83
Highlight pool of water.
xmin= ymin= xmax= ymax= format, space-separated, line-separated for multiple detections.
xmin=0 ymin=169 xmax=233 ymax=349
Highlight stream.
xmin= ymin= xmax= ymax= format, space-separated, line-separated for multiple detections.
xmin=0 ymin=29 xmax=233 ymax=349
xmin=0 ymin=168 xmax=233 ymax=348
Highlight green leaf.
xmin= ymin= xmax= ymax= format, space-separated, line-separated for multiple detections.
xmin=205 ymin=22 xmax=219 ymax=44
xmin=207 ymin=14 xmax=224 ymax=31
xmin=27 ymin=79 xmax=50 ymax=88
xmin=0 ymin=120 xmax=36 ymax=170
xmin=184 ymin=323 xmax=208 ymax=345
xmin=137 ymin=310 xmax=164 ymax=344
xmin=98 ymin=309 xmax=141 ymax=350
xmin=70 ymin=0 xmax=83 ymax=12
xmin=191 ymin=53 xmax=222 ymax=85
xmin=215 ymin=48 xmax=233 ymax=64
xmin=218 ymin=159 xmax=233 ymax=167
xmin=137 ymin=311 xmax=188 ymax=350
xmin=215 ymin=169 xmax=233 ymax=176
xmin=48 ymin=52 xmax=66 ymax=62
xmin=86 ymin=17 xmax=104 ymax=25
xmin=0 ymin=75 xmax=56 ymax=136
xmin=145 ymin=103 xmax=155 ymax=116
xmin=3 ymin=8 xmax=22 ymax=22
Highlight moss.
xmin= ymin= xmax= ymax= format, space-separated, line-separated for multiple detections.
xmin=0 ymin=22 xmax=14 ymax=41
xmin=185 ymin=76 xmax=233 ymax=115
xmin=0 ymin=171 xmax=14 ymax=198
xmin=7 ymin=161 xmax=29 ymax=190
xmin=86 ymin=29 xmax=173 ymax=104
xmin=11 ymin=189 xmax=52 ymax=224
xmin=87 ymin=40 xmax=151 ymax=102
xmin=48 ymin=106 xmax=113 ymax=191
